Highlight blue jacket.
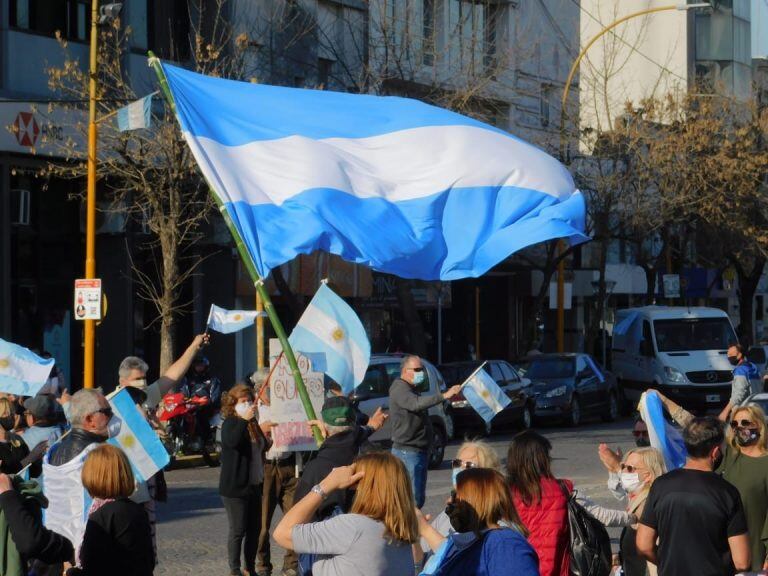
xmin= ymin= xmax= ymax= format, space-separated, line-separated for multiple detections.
xmin=731 ymin=361 xmax=760 ymax=406
xmin=421 ymin=528 xmax=539 ymax=576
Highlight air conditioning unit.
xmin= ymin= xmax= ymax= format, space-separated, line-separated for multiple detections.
xmin=79 ymin=200 xmax=127 ymax=234
xmin=10 ymin=189 xmax=31 ymax=225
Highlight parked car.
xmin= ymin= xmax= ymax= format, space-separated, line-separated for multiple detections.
xmin=748 ymin=346 xmax=768 ymax=392
xmin=350 ymin=354 xmax=454 ymax=469
xmin=517 ymin=353 xmax=619 ymax=426
xmin=439 ymin=360 xmax=535 ymax=435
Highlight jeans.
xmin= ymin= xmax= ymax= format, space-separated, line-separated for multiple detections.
xmin=392 ymin=447 xmax=429 ymax=508
xmin=222 ymin=484 xmax=263 ymax=573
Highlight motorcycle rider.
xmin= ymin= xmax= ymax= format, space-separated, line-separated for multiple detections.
xmin=180 ymin=354 xmax=222 ymax=465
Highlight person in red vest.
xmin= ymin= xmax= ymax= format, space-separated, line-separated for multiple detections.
xmin=507 ymin=430 xmax=571 ymax=576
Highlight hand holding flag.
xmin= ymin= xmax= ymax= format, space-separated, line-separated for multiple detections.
xmin=460 ymin=362 xmax=511 ymax=424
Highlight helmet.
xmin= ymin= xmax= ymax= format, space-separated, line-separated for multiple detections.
xmin=194 ymin=355 xmax=209 ymax=367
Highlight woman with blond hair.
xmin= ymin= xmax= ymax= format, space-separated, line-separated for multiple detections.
xmin=274 ymin=452 xmax=418 ymax=576
xmin=67 ymin=444 xmax=154 ymax=576
xmin=0 ymin=397 xmax=29 ymax=474
xmin=597 ymin=445 xmax=667 ymax=576
xmin=419 ymin=467 xmax=538 ymax=575
xmin=219 ymin=383 xmax=272 ymax=576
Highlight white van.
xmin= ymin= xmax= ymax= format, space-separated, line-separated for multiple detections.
xmin=612 ymin=306 xmax=738 ymax=412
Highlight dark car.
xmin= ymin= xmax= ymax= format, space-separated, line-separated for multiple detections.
xmin=517 ymin=353 xmax=619 ymax=426
xmin=439 ymin=360 xmax=535 ymax=435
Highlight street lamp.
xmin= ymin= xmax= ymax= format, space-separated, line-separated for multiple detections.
xmin=84 ymin=0 xmax=122 ymax=388
xmin=592 ymin=280 xmax=617 ymax=366
xmin=555 ymin=0 xmax=711 ymax=353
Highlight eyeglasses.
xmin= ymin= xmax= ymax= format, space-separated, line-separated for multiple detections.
xmin=731 ymin=419 xmax=755 ymax=428
xmin=92 ymin=407 xmax=113 ymax=419
xmin=451 ymin=459 xmax=476 ymax=469
xmin=620 ymin=463 xmax=638 ymax=473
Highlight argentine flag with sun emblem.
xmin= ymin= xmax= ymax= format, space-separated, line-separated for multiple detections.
xmin=108 ymin=388 xmax=170 ymax=483
xmin=289 ymin=284 xmax=370 ymax=394
xmin=207 ymin=304 xmax=265 ymax=334
xmin=462 ymin=363 xmax=511 ymax=423
xmin=0 ymin=338 xmax=54 ymax=396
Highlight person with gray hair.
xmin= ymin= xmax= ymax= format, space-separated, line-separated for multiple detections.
xmin=49 ymin=389 xmax=111 ymax=466
xmin=117 ymin=333 xmax=210 ymax=410
xmin=389 ymin=355 xmax=461 ymax=508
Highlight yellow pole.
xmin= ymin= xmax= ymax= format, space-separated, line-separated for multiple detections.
xmin=256 ymin=291 xmax=265 ymax=370
xmin=556 ymin=3 xmax=678 ymax=351
xmin=84 ymin=0 xmax=100 ymax=389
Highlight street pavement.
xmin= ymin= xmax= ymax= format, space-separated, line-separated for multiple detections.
xmin=156 ymin=417 xmax=636 ymax=575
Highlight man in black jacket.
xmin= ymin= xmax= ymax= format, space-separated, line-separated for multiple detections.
xmin=0 ymin=473 xmax=73 ymax=570
xmin=293 ymin=396 xmax=386 ymax=521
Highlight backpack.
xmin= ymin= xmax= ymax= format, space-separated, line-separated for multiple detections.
xmin=557 ymin=480 xmax=612 ymax=576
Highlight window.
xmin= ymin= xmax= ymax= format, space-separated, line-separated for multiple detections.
xmin=499 ymin=363 xmax=519 ymax=382
xmin=483 ymin=1 xmax=500 ymax=70
xmin=540 ymin=84 xmax=551 ymax=127
xmin=356 ymin=366 xmax=389 ymax=398
xmin=423 ymin=0 xmax=435 ymax=65
xmin=11 ymin=0 xmax=90 ymax=41
xmin=653 ymin=318 xmax=737 ymax=352
xmin=318 ymin=58 xmax=334 ymax=87
xmin=487 ymin=362 xmax=504 ymax=384
xmin=528 ymin=358 xmax=575 ymax=379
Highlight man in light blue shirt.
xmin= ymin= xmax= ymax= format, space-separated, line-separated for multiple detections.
xmin=20 ymin=395 xmax=63 ymax=451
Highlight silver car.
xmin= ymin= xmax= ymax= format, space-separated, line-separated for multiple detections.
xmin=350 ymin=354 xmax=454 ymax=469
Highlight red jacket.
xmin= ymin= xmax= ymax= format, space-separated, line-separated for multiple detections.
xmin=512 ymin=477 xmax=571 ymax=576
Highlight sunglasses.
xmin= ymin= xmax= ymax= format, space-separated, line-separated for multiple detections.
xmin=409 ymin=367 xmax=424 ymax=372
xmin=451 ymin=459 xmax=476 ymax=469
xmin=620 ymin=463 xmax=639 ymax=473
xmin=731 ymin=419 xmax=755 ymax=428
xmin=92 ymin=407 xmax=113 ymax=419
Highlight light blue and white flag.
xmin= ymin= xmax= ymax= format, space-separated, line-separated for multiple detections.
xmin=461 ymin=363 xmax=511 ymax=423
xmin=638 ymin=391 xmax=686 ymax=470
xmin=0 ymin=338 xmax=54 ymax=396
xmin=288 ymin=284 xmax=370 ymax=394
xmin=161 ymin=63 xmax=587 ymax=281
xmin=116 ymin=93 xmax=154 ymax=131
xmin=108 ymin=388 xmax=170 ymax=483
xmin=207 ymin=303 xmax=265 ymax=334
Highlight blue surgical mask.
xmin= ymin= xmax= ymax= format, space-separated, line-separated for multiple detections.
xmin=413 ymin=371 xmax=425 ymax=385
xmin=452 ymin=467 xmax=462 ymax=487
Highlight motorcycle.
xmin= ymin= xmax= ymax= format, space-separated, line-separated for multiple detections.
xmin=158 ymin=389 xmax=220 ymax=467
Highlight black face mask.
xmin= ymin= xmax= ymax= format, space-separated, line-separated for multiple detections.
xmin=635 ymin=436 xmax=651 ymax=448
xmin=728 ymin=356 xmax=740 ymax=367
xmin=0 ymin=416 xmax=15 ymax=431
xmin=735 ymin=427 xmax=761 ymax=447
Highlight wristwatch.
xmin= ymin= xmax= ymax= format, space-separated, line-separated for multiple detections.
xmin=311 ymin=484 xmax=327 ymax=500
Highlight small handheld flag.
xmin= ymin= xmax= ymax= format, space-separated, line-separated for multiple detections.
xmin=0 ymin=338 xmax=54 ymax=397
xmin=207 ymin=304 xmax=266 ymax=334
xmin=116 ymin=93 xmax=154 ymax=131
xmin=460 ymin=362 xmax=511 ymax=423
xmin=288 ymin=284 xmax=370 ymax=394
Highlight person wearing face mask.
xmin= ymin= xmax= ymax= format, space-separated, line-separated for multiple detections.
xmin=389 ymin=355 xmax=462 ymax=509
xmin=219 ymin=384 xmax=273 ymax=576
xmin=718 ymin=343 xmax=760 ymax=422
xmin=596 ymin=445 xmax=666 ymax=576
xmin=637 ymin=416 xmax=751 ymax=576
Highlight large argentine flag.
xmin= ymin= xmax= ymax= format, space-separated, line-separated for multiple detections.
xmin=161 ymin=64 xmax=587 ymax=281
xmin=0 ymin=338 xmax=54 ymax=396
xmin=288 ymin=284 xmax=370 ymax=394
xmin=461 ymin=363 xmax=511 ymax=423
xmin=639 ymin=391 xmax=686 ymax=470
xmin=108 ymin=388 xmax=170 ymax=483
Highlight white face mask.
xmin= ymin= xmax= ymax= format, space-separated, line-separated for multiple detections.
xmin=620 ymin=472 xmax=643 ymax=493
xmin=235 ymin=401 xmax=254 ymax=419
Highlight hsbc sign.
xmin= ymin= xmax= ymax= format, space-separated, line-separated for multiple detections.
xmin=1 ymin=103 xmax=81 ymax=157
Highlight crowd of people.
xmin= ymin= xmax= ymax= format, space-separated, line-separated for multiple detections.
xmin=0 ymin=343 xmax=766 ymax=576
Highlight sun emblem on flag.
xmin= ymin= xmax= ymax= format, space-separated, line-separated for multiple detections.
xmin=332 ymin=327 xmax=345 ymax=342
xmin=480 ymin=389 xmax=491 ymax=400
xmin=0 ymin=358 xmax=9 ymax=370
xmin=121 ymin=434 xmax=136 ymax=449
xmin=233 ymin=314 xmax=243 ymax=321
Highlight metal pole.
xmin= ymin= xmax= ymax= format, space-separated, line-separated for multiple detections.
xmin=556 ymin=3 xmax=679 ymax=354
xmin=148 ymin=53 xmax=322 ymax=444
xmin=602 ymin=297 xmax=607 ymax=366
xmin=437 ymin=285 xmax=443 ymax=365
xmin=475 ymin=285 xmax=480 ymax=359
xmin=83 ymin=0 xmax=100 ymax=389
